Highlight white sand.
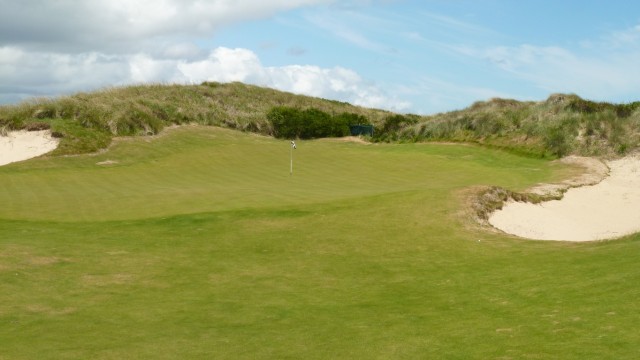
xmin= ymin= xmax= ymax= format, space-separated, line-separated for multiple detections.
xmin=0 ymin=130 xmax=59 ymax=166
xmin=489 ymin=156 xmax=640 ymax=241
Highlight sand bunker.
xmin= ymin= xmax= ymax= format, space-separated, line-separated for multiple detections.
xmin=489 ymin=156 xmax=640 ymax=241
xmin=0 ymin=130 xmax=59 ymax=166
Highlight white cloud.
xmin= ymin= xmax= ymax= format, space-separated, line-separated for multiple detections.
xmin=418 ymin=11 xmax=498 ymax=38
xmin=605 ymin=24 xmax=640 ymax=49
xmin=179 ymin=47 xmax=269 ymax=85
xmin=410 ymin=75 xmax=517 ymax=114
xmin=307 ymin=16 xmax=387 ymax=53
xmin=0 ymin=47 xmax=130 ymax=93
xmin=0 ymin=46 xmax=409 ymax=111
xmin=0 ymin=0 xmax=412 ymax=111
xmin=0 ymin=0 xmax=335 ymax=53
xmin=266 ymin=64 xmax=409 ymax=110
xmin=305 ymin=10 xmax=394 ymax=53
xmin=129 ymin=54 xmax=181 ymax=83
xmin=162 ymin=43 xmax=204 ymax=59
xmin=439 ymin=28 xmax=640 ymax=104
xmin=480 ymin=44 xmax=640 ymax=100
xmin=182 ymin=48 xmax=410 ymax=110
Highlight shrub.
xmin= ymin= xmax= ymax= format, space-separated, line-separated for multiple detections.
xmin=25 ymin=122 xmax=51 ymax=131
xmin=334 ymin=112 xmax=369 ymax=125
xmin=300 ymin=108 xmax=332 ymax=138
xmin=567 ymin=98 xmax=640 ymax=118
xmin=377 ymin=114 xmax=418 ymax=137
xmin=267 ymin=106 xmax=303 ymax=138
xmin=267 ymin=106 xmax=363 ymax=139
xmin=543 ymin=126 xmax=571 ymax=157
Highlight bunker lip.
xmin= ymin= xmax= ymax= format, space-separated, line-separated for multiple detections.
xmin=0 ymin=130 xmax=60 ymax=166
xmin=489 ymin=155 xmax=640 ymax=242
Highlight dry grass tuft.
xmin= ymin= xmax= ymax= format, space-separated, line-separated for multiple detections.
xmin=81 ymin=273 xmax=135 ymax=286
xmin=0 ymin=82 xmax=391 ymax=155
xmin=383 ymin=93 xmax=640 ymax=158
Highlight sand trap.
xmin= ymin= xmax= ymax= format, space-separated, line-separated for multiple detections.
xmin=489 ymin=156 xmax=640 ymax=241
xmin=0 ymin=130 xmax=59 ymax=166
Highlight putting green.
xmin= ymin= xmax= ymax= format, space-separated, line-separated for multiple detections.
xmin=0 ymin=126 xmax=560 ymax=222
xmin=1 ymin=126 xmax=639 ymax=359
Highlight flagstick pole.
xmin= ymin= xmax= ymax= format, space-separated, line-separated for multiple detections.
xmin=290 ymin=141 xmax=293 ymax=176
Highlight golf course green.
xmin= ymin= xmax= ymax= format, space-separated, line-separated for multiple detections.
xmin=1 ymin=126 xmax=639 ymax=359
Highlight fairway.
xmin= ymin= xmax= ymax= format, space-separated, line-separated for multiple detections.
xmin=1 ymin=126 xmax=639 ymax=359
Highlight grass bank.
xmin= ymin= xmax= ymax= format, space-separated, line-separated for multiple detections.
xmin=3 ymin=83 xmax=639 ymax=158
xmin=381 ymin=94 xmax=640 ymax=157
xmin=0 ymin=82 xmax=390 ymax=155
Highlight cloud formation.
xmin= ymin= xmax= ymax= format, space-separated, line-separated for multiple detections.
xmin=0 ymin=46 xmax=410 ymax=111
xmin=440 ymin=22 xmax=640 ymax=104
xmin=0 ymin=0 xmax=333 ymax=53
xmin=5 ymin=1 xmax=640 ymax=114
xmin=0 ymin=0 xmax=409 ymax=110
xmin=481 ymin=44 xmax=640 ymax=101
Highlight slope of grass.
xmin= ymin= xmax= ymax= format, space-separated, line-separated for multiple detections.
xmin=0 ymin=82 xmax=390 ymax=155
xmin=0 ymin=126 xmax=560 ymax=222
xmin=381 ymin=94 xmax=640 ymax=157
xmin=1 ymin=126 xmax=639 ymax=359
xmin=3 ymin=83 xmax=639 ymax=158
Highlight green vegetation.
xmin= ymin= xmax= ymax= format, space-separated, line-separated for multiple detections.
xmin=386 ymin=94 xmax=640 ymax=157
xmin=3 ymin=83 xmax=640 ymax=158
xmin=268 ymin=106 xmax=369 ymax=139
xmin=2 ymin=84 xmax=640 ymax=358
xmin=373 ymin=114 xmax=420 ymax=142
xmin=1 ymin=126 xmax=640 ymax=359
xmin=0 ymin=82 xmax=390 ymax=155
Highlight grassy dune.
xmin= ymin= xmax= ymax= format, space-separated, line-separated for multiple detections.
xmin=0 ymin=82 xmax=390 ymax=155
xmin=397 ymin=95 xmax=640 ymax=157
xmin=1 ymin=126 xmax=639 ymax=359
xmin=3 ymin=82 xmax=639 ymax=158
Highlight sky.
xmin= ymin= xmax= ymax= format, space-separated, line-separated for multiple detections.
xmin=2 ymin=0 xmax=640 ymax=115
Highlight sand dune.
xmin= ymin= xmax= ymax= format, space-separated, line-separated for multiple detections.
xmin=0 ymin=130 xmax=59 ymax=166
xmin=489 ymin=156 xmax=640 ymax=241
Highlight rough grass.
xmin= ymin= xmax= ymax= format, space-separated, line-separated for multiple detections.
xmin=2 ymin=127 xmax=640 ymax=359
xmin=0 ymin=82 xmax=390 ymax=155
xmin=3 ymin=83 xmax=638 ymax=158
xmin=383 ymin=94 xmax=640 ymax=158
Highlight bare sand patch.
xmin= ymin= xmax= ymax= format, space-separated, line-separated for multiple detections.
xmin=0 ymin=130 xmax=59 ymax=166
xmin=489 ymin=155 xmax=640 ymax=241
xmin=527 ymin=156 xmax=609 ymax=197
xmin=319 ymin=136 xmax=371 ymax=145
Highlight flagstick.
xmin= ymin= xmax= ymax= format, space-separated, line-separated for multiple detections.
xmin=290 ymin=140 xmax=297 ymax=176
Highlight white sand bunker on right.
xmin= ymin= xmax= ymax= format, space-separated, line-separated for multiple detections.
xmin=489 ymin=156 xmax=640 ymax=241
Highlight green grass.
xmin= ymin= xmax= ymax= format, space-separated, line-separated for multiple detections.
xmin=1 ymin=126 xmax=639 ymax=359
xmin=4 ymin=82 xmax=639 ymax=158
xmin=0 ymin=82 xmax=391 ymax=155
xmin=391 ymin=94 xmax=640 ymax=157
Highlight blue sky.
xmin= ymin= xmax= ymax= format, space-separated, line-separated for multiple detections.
xmin=2 ymin=1 xmax=640 ymax=114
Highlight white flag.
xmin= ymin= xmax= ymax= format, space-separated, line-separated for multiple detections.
xmin=291 ymin=141 xmax=297 ymax=149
